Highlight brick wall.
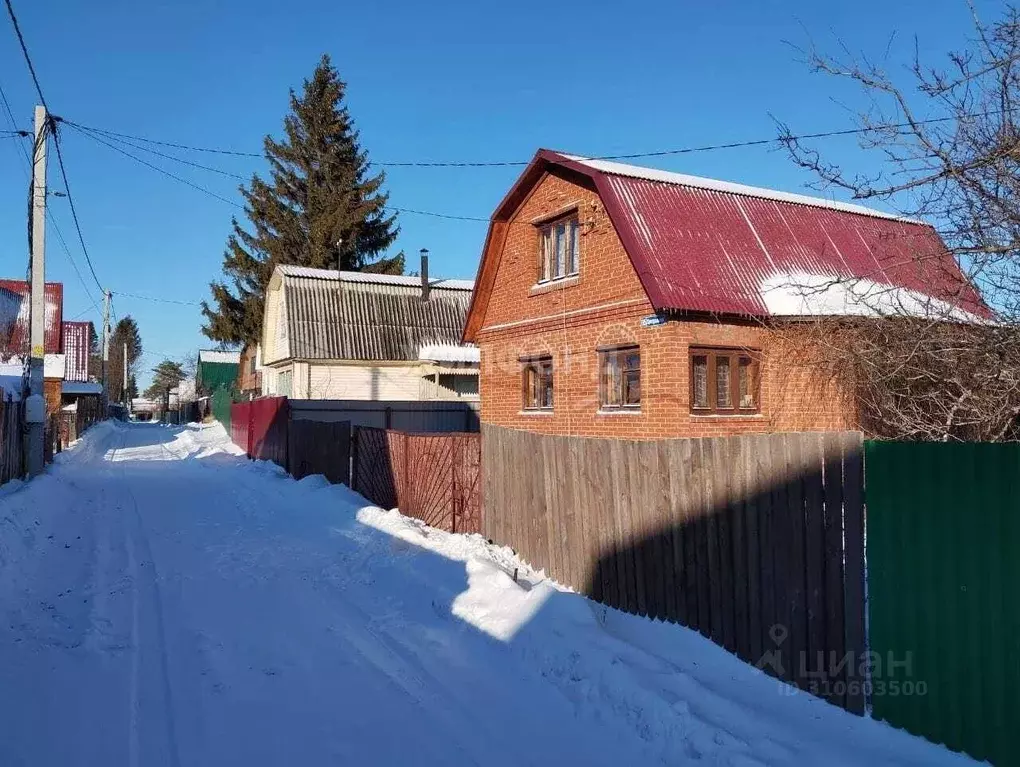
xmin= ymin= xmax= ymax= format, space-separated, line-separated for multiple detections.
xmin=475 ymin=168 xmax=854 ymax=439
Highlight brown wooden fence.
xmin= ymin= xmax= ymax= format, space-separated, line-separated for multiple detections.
xmin=482 ymin=425 xmax=866 ymax=713
xmin=0 ymin=395 xmax=23 ymax=484
xmin=352 ymin=426 xmax=482 ymax=534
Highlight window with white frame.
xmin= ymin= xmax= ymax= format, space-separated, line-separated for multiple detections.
xmin=538 ymin=214 xmax=580 ymax=282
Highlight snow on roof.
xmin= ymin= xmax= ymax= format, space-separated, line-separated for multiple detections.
xmin=418 ymin=344 xmax=481 ymax=364
xmin=277 ymin=264 xmax=474 ymax=291
xmin=562 ymin=154 xmax=919 ymax=223
xmin=198 ymin=350 xmax=241 ymax=365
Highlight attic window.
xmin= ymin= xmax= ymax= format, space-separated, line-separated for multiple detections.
xmin=538 ymin=214 xmax=580 ymax=282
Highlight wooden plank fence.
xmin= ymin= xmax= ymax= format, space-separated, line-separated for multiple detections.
xmin=352 ymin=426 xmax=482 ymax=534
xmin=0 ymin=395 xmax=23 ymax=485
xmin=482 ymin=425 xmax=866 ymax=713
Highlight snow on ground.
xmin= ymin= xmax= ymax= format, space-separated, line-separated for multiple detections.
xmin=0 ymin=422 xmax=974 ymax=766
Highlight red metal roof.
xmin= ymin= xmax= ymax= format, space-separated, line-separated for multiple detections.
xmin=462 ymin=151 xmax=988 ymax=342
xmin=62 ymin=321 xmax=93 ymax=381
xmin=0 ymin=280 xmax=64 ymax=355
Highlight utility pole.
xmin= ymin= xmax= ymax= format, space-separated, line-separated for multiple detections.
xmin=102 ymin=289 xmax=111 ymax=406
xmin=25 ymin=105 xmax=47 ymax=477
xmin=122 ymin=341 xmax=128 ymax=405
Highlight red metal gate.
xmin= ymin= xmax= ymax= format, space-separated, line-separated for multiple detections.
xmin=352 ymin=427 xmax=481 ymax=534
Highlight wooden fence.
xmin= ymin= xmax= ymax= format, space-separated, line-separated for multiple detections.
xmin=482 ymin=425 xmax=866 ymax=713
xmin=865 ymin=441 xmax=1020 ymax=766
xmin=352 ymin=426 xmax=482 ymax=534
xmin=0 ymin=395 xmax=23 ymax=485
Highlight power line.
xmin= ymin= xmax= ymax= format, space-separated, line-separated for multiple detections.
xmin=3 ymin=0 xmax=47 ymax=110
xmin=66 ymin=122 xmax=244 ymax=207
xmin=49 ymin=122 xmax=105 ymax=292
xmin=4 ymin=3 xmax=107 ymax=298
xmin=68 ymin=121 xmax=491 ymax=221
xmin=64 ymin=111 xmax=989 ymax=169
xmin=114 ymin=290 xmax=202 ymax=307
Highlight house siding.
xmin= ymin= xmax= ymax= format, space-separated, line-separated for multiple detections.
xmin=307 ymin=363 xmax=423 ymax=400
xmin=476 ymin=170 xmax=852 ymax=439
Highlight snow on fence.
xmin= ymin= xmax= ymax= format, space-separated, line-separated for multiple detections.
xmin=482 ymin=425 xmax=867 ymax=714
xmin=351 ymin=426 xmax=482 ymax=535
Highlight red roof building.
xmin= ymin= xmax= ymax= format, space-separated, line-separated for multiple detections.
xmin=62 ymin=321 xmax=94 ymax=382
xmin=464 ymin=150 xmax=985 ymax=439
xmin=0 ymin=280 xmax=64 ymax=356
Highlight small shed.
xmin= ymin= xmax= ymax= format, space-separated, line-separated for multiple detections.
xmin=197 ymin=350 xmax=240 ymax=427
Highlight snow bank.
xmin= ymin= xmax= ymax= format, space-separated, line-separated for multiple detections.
xmin=352 ymin=506 xmax=973 ymax=766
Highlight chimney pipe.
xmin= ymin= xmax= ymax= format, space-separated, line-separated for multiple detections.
xmin=420 ymin=248 xmax=430 ymax=301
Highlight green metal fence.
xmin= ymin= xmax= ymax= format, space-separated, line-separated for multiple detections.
xmin=211 ymin=388 xmax=233 ymax=430
xmin=866 ymin=440 xmax=1020 ymax=766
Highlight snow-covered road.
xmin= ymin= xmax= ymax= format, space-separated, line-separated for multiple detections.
xmin=0 ymin=422 xmax=973 ymax=766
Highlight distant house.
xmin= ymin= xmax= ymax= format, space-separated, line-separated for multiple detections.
xmin=463 ymin=150 xmax=986 ymax=439
xmin=0 ymin=280 xmax=65 ymax=412
xmin=259 ymin=264 xmax=478 ymax=401
xmin=60 ymin=320 xmax=102 ymax=408
xmin=195 ymin=349 xmax=240 ymax=425
xmin=236 ymin=343 xmax=262 ymax=401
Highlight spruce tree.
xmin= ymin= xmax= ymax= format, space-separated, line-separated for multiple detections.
xmin=202 ymin=55 xmax=400 ymax=345
xmin=108 ymin=317 xmax=143 ymax=401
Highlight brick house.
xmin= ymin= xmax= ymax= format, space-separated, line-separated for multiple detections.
xmin=462 ymin=150 xmax=984 ymax=439
xmin=0 ymin=280 xmax=66 ymax=414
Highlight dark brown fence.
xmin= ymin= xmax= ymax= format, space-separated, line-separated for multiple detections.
xmin=1 ymin=394 xmax=22 ymax=484
xmin=289 ymin=420 xmax=351 ymax=484
xmin=482 ymin=425 xmax=866 ymax=713
xmin=57 ymin=396 xmax=105 ymax=449
xmin=352 ymin=426 xmax=482 ymax=534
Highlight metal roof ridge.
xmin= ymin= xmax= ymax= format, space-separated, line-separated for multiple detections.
xmin=276 ymin=264 xmax=475 ymax=289
xmin=555 ymin=152 xmax=925 ymax=225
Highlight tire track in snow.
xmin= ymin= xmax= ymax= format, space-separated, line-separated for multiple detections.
xmin=113 ymin=428 xmax=183 ymax=767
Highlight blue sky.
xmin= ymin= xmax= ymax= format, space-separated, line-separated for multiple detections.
xmin=0 ymin=0 xmax=999 ymax=386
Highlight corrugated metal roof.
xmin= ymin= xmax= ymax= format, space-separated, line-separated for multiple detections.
xmin=277 ymin=265 xmax=474 ymax=291
xmin=540 ymin=152 xmax=987 ymax=318
xmin=62 ymin=321 xmax=93 ymax=382
xmin=280 ymin=269 xmax=472 ymax=361
xmin=565 ymin=155 xmax=920 ymax=223
xmin=0 ymin=280 xmax=64 ymax=355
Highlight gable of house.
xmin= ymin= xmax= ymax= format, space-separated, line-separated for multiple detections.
xmin=464 ymin=150 xmax=987 ymax=341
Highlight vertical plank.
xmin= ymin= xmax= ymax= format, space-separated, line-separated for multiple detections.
xmin=714 ymin=437 xmax=735 ymax=653
xmin=821 ymin=432 xmax=847 ymax=709
xmin=730 ymin=436 xmax=749 ymax=661
xmin=744 ymin=434 xmax=763 ymax=666
xmin=702 ymin=438 xmax=724 ymax=644
xmin=612 ymin=439 xmax=640 ymax=615
xmin=665 ymin=439 xmax=689 ymax=626
xmin=768 ymin=434 xmax=791 ymax=684
xmin=593 ymin=437 xmax=619 ymax=609
xmin=786 ymin=435 xmax=808 ymax=692
xmin=692 ymin=439 xmax=712 ymax=638
xmin=658 ymin=440 xmax=678 ymax=624
xmin=841 ymin=432 xmax=866 ymax=715
xmin=802 ymin=433 xmax=826 ymax=691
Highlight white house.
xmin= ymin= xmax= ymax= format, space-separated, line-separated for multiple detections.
xmin=259 ymin=264 xmax=478 ymax=402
